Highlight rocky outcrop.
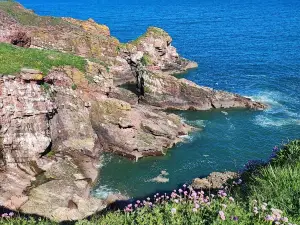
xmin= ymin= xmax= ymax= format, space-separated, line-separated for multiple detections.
xmin=191 ymin=172 xmax=238 ymax=190
xmin=139 ymin=72 xmax=266 ymax=110
xmin=0 ymin=69 xmax=193 ymax=220
xmin=90 ymin=99 xmax=192 ymax=160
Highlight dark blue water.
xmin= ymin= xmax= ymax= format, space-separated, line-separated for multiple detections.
xmin=19 ymin=0 xmax=300 ymax=198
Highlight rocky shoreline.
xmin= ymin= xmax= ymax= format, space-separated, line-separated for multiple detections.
xmin=0 ymin=1 xmax=266 ymax=221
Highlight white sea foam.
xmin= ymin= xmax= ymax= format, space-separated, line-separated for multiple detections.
xmin=221 ymin=111 xmax=229 ymax=115
xmin=189 ymin=120 xmax=207 ymax=128
xmin=93 ymin=185 xmax=121 ymax=199
xmin=250 ymin=91 xmax=300 ymax=127
xmin=254 ymin=115 xmax=300 ymax=127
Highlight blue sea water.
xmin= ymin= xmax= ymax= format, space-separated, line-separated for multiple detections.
xmin=19 ymin=0 xmax=300 ymax=198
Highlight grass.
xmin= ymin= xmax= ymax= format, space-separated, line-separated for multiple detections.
xmin=1 ymin=140 xmax=299 ymax=224
xmin=0 ymin=43 xmax=87 ymax=75
xmin=0 ymin=0 xmax=67 ymax=26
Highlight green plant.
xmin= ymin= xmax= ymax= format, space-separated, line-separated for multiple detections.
xmin=0 ymin=43 xmax=86 ymax=75
xmin=71 ymin=83 xmax=78 ymax=90
xmin=141 ymin=54 xmax=152 ymax=66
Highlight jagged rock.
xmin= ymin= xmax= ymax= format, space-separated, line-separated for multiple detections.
xmin=191 ymin=172 xmax=238 ymax=190
xmin=140 ymin=72 xmax=266 ymax=110
xmin=90 ymin=99 xmax=192 ymax=160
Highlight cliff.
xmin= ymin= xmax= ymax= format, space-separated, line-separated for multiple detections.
xmin=0 ymin=1 xmax=266 ymax=221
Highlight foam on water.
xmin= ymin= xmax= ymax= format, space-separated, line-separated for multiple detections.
xmin=251 ymin=91 xmax=300 ymax=127
xmin=92 ymin=185 xmax=121 ymax=199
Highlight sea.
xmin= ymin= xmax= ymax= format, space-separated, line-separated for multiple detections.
xmin=18 ymin=0 xmax=300 ymax=199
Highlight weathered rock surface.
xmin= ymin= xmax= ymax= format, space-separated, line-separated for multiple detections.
xmin=191 ymin=172 xmax=238 ymax=190
xmin=140 ymin=72 xmax=266 ymax=110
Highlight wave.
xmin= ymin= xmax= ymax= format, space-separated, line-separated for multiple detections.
xmin=254 ymin=115 xmax=300 ymax=127
xmin=250 ymin=90 xmax=300 ymax=127
xmin=92 ymin=185 xmax=123 ymax=199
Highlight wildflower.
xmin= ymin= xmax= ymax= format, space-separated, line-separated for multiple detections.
xmin=178 ymin=189 xmax=183 ymax=193
xmin=128 ymin=204 xmax=132 ymax=208
xmin=261 ymin=204 xmax=267 ymax=211
xmin=229 ymin=197 xmax=234 ymax=202
xmin=265 ymin=215 xmax=274 ymax=221
xmin=231 ymin=216 xmax=238 ymax=221
xmin=253 ymin=200 xmax=258 ymax=204
xmin=147 ymin=197 xmax=150 ymax=201
xmin=237 ymin=179 xmax=242 ymax=184
xmin=219 ymin=211 xmax=226 ymax=221
xmin=253 ymin=207 xmax=259 ymax=215
xmin=275 ymin=222 xmax=280 ymax=225
xmin=136 ymin=200 xmax=141 ymax=204
xmin=8 ymin=212 xmax=14 ymax=217
xmin=221 ymin=204 xmax=227 ymax=209
xmin=262 ymin=202 xmax=268 ymax=206
xmin=200 ymin=191 xmax=204 ymax=195
xmin=194 ymin=203 xmax=200 ymax=209
xmin=171 ymin=208 xmax=177 ymax=214
xmin=281 ymin=217 xmax=288 ymax=222
xmin=184 ymin=191 xmax=188 ymax=196
xmin=174 ymin=199 xmax=179 ymax=203
xmin=211 ymin=194 xmax=215 ymax=198
xmin=183 ymin=184 xmax=187 ymax=188
xmin=192 ymin=208 xmax=197 ymax=212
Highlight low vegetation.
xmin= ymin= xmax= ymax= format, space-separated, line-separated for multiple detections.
xmin=0 ymin=140 xmax=299 ymax=224
xmin=0 ymin=0 xmax=67 ymax=26
xmin=0 ymin=43 xmax=86 ymax=75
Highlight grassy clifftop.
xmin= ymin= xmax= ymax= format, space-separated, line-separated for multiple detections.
xmin=1 ymin=140 xmax=299 ymax=224
xmin=0 ymin=43 xmax=86 ymax=75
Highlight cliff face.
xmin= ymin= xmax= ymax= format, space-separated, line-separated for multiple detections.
xmin=0 ymin=1 xmax=266 ymax=221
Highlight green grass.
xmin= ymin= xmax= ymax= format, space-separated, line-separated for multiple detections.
xmin=0 ymin=43 xmax=86 ymax=75
xmin=0 ymin=0 xmax=67 ymax=26
xmin=1 ymin=140 xmax=300 ymax=224
xmin=242 ymin=140 xmax=300 ymax=223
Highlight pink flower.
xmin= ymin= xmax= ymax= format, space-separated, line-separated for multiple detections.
xmin=229 ymin=197 xmax=234 ymax=202
xmin=136 ymin=200 xmax=141 ymax=204
xmin=194 ymin=203 xmax=200 ymax=209
xmin=178 ymin=189 xmax=183 ymax=193
xmin=265 ymin=215 xmax=274 ymax=221
xmin=219 ymin=211 xmax=226 ymax=221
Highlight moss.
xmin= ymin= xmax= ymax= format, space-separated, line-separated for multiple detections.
xmin=0 ymin=43 xmax=86 ymax=75
xmin=71 ymin=83 xmax=77 ymax=90
xmin=144 ymin=85 xmax=152 ymax=93
xmin=141 ymin=54 xmax=152 ymax=66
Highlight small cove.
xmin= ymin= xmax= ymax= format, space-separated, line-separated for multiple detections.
xmin=18 ymin=0 xmax=300 ymax=200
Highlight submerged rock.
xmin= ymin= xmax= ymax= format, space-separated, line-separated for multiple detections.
xmin=191 ymin=172 xmax=239 ymax=190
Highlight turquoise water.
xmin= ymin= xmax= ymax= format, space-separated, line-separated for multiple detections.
xmin=19 ymin=0 xmax=300 ymax=198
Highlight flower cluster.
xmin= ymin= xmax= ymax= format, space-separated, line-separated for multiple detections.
xmin=122 ymin=181 xmax=296 ymax=225
xmin=1 ymin=212 xmax=14 ymax=219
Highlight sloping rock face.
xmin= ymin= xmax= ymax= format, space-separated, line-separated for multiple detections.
xmin=0 ymin=1 xmax=266 ymax=221
xmin=140 ymin=72 xmax=266 ymax=110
